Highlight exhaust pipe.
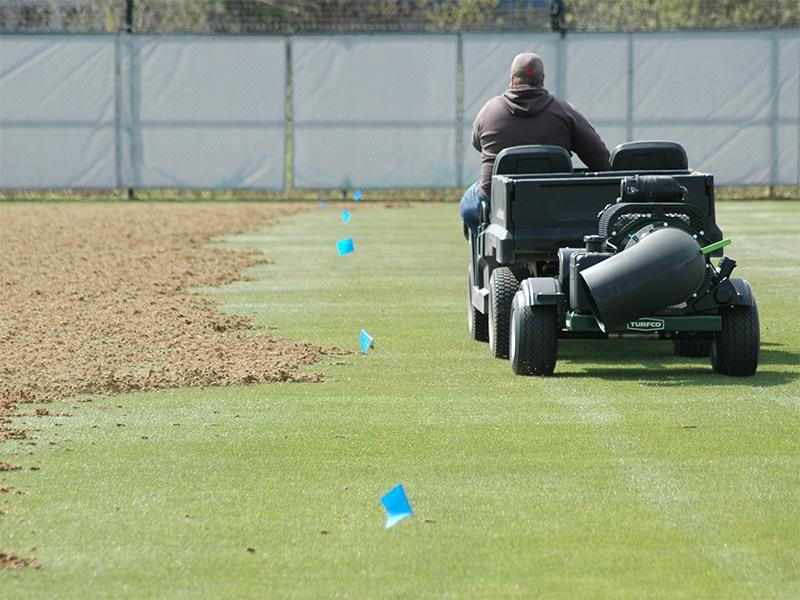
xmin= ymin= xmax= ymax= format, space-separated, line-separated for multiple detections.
xmin=579 ymin=227 xmax=706 ymax=331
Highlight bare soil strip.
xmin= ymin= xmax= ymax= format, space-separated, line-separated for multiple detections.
xmin=0 ymin=202 xmax=330 ymax=447
xmin=0 ymin=551 xmax=41 ymax=570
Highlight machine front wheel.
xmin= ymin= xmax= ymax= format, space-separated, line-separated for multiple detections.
xmin=509 ymin=303 xmax=558 ymax=376
xmin=467 ymin=265 xmax=488 ymax=342
xmin=710 ymin=303 xmax=760 ymax=376
xmin=488 ymin=267 xmax=519 ymax=358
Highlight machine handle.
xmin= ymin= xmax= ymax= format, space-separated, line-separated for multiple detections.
xmin=700 ymin=239 xmax=731 ymax=255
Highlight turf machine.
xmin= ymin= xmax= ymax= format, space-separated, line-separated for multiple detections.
xmin=466 ymin=141 xmax=759 ymax=377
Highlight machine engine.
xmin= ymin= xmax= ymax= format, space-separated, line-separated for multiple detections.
xmin=560 ymin=175 xmax=725 ymax=331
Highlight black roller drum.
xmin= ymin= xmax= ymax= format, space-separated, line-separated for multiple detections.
xmin=579 ymin=227 xmax=706 ymax=331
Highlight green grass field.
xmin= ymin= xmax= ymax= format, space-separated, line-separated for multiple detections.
xmin=2 ymin=201 xmax=798 ymax=597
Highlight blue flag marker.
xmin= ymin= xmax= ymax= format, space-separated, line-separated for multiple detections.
xmin=352 ymin=189 xmax=363 ymax=202
xmin=319 ymin=200 xmax=327 ymax=209
xmin=381 ymin=484 xmax=413 ymax=529
xmin=359 ymin=329 xmax=374 ymax=354
xmin=342 ymin=210 xmax=351 ymax=224
xmin=337 ymin=238 xmax=354 ymax=256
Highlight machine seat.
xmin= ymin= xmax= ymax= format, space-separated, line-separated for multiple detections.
xmin=610 ymin=141 xmax=688 ymax=171
xmin=493 ymin=145 xmax=573 ymax=177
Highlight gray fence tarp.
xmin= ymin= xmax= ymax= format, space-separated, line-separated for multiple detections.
xmin=0 ymin=35 xmax=117 ymax=188
xmin=634 ymin=32 xmax=776 ymax=185
xmin=461 ymin=31 xmax=799 ymax=186
xmin=0 ymin=31 xmax=797 ymax=190
xmin=292 ymin=35 xmax=458 ymax=189
xmin=0 ymin=34 xmax=287 ymax=189
xmin=131 ymin=36 xmax=286 ymax=189
xmin=778 ymin=32 xmax=799 ymax=185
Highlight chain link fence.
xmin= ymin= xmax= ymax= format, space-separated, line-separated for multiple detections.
xmin=1 ymin=1 xmax=798 ymax=197
xmin=3 ymin=30 xmax=797 ymax=191
xmin=0 ymin=1 xmax=551 ymax=33
xmin=0 ymin=1 xmax=797 ymax=34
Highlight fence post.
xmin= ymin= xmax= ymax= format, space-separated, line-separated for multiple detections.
xmin=550 ymin=0 xmax=566 ymax=36
xmin=114 ymin=33 xmax=123 ymax=189
xmin=125 ymin=0 xmax=136 ymax=199
xmin=285 ymin=35 xmax=292 ymax=191
xmin=626 ymin=33 xmax=634 ymax=142
xmin=556 ymin=33 xmax=566 ymax=101
xmin=456 ymin=32 xmax=464 ymax=188
xmin=769 ymin=31 xmax=779 ymax=196
xmin=125 ymin=0 xmax=133 ymax=33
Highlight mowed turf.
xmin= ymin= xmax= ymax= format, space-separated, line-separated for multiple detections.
xmin=2 ymin=201 xmax=798 ymax=597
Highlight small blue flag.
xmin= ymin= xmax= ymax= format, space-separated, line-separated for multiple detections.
xmin=352 ymin=189 xmax=363 ymax=202
xmin=337 ymin=238 xmax=354 ymax=256
xmin=319 ymin=200 xmax=327 ymax=209
xmin=381 ymin=484 xmax=413 ymax=529
xmin=342 ymin=210 xmax=351 ymax=224
xmin=359 ymin=329 xmax=374 ymax=354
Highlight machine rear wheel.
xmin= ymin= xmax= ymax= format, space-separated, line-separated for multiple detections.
xmin=488 ymin=268 xmax=519 ymax=358
xmin=467 ymin=265 xmax=488 ymax=342
xmin=673 ymin=337 xmax=711 ymax=357
xmin=710 ymin=303 xmax=760 ymax=376
xmin=510 ymin=304 xmax=558 ymax=376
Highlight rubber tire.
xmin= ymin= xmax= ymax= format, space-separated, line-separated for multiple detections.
xmin=710 ymin=303 xmax=760 ymax=376
xmin=673 ymin=337 xmax=711 ymax=357
xmin=488 ymin=267 xmax=520 ymax=359
xmin=510 ymin=304 xmax=558 ymax=376
xmin=468 ymin=265 xmax=489 ymax=342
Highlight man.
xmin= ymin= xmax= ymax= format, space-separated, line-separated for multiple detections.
xmin=460 ymin=52 xmax=610 ymax=234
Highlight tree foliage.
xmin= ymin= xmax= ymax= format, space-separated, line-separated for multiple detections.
xmin=565 ymin=0 xmax=798 ymax=31
xmin=1 ymin=0 xmax=797 ymax=33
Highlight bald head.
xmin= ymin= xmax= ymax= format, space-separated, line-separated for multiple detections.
xmin=511 ymin=52 xmax=545 ymax=87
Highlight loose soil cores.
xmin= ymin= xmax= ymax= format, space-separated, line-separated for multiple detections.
xmin=0 ymin=202 xmax=330 ymax=445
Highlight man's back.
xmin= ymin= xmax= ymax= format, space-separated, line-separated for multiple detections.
xmin=472 ymin=84 xmax=610 ymax=197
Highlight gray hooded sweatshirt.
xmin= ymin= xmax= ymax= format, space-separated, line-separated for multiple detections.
xmin=472 ymin=84 xmax=610 ymax=197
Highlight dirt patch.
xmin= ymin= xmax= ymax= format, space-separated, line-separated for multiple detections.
xmin=0 ymin=202 xmax=332 ymax=442
xmin=0 ymin=552 xmax=41 ymax=570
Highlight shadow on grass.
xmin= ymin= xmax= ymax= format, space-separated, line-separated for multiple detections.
xmin=555 ymin=339 xmax=798 ymax=387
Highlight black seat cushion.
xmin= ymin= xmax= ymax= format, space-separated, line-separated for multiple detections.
xmin=610 ymin=141 xmax=688 ymax=171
